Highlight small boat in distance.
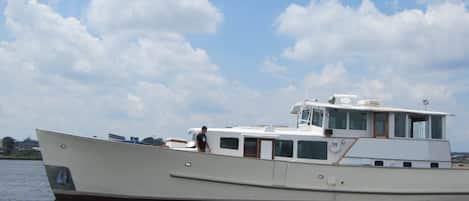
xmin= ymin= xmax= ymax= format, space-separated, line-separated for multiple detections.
xmin=37 ymin=94 xmax=469 ymax=201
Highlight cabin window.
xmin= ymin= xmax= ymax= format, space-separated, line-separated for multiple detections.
xmin=349 ymin=111 xmax=367 ymax=130
xmin=328 ymin=110 xmax=347 ymax=129
xmin=300 ymin=109 xmax=311 ymax=125
xmin=220 ymin=138 xmax=239 ymax=150
xmin=275 ymin=140 xmax=293 ymax=157
xmin=431 ymin=162 xmax=439 ymax=168
xmin=311 ymin=109 xmax=324 ymax=127
xmin=403 ymin=162 xmax=412 ymax=168
xmin=431 ymin=116 xmax=443 ymax=139
xmin=244 ymin=138 xmax=258 ymax=157
xmin=374 ymin=161 xmax=384 ymax=167
xmin=394 ymin=113 xmax=406 ymax=138
xmin=297 ymin=141 xmax=327 ymax=160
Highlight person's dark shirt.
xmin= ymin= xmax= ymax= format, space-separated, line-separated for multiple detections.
xmin=196 ymin=133 xmax=207 ymax=152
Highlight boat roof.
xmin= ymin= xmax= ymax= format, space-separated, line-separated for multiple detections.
xmin=290 ymin=100 xmax=452 ymax=116
xmin=190 ymin=127 xmax=324 ymax=137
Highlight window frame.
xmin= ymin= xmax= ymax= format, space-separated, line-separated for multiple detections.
xmin=403 ymin=162 xmax=412 ymax=168
xmin=274 ymin=140 xmax=294 ymax=158
xmin=299 ymin=109 xmax=311 ymax=125
xmin=394 ymin=113 xmax=407 ymax=138
xmin=243 ymin=138 xmax=258 ymax=157
xmin=348 ymin=111 xmax=367 ymax=130
xmin=297 ymin=140 xmax=328 ymax=160
xmin=311 ymin=108 xmax=324 ymax=127
xmin=219 ymin=137 xmax=239 ymax=150
xmin=374 ymin=160 xmax=384 ymax=167
xmin=431 ymin=115 xmax=443 ymax=139
xmin=328 ymin=109 xmax=347 ymax=130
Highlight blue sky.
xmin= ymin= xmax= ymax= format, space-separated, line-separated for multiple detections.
xmin=1 ymin=0 xmax=469 ymax=151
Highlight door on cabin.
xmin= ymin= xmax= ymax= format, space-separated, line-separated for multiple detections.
xmin=374 ymin=112 xmax=388 ymax=138
xmin=243 ymin=138 xmax=274 ymax=160
xmin=260 ymin=139 xmax=273 ymax=160
xmin=244 ymin=138 xmax=258 ymax=158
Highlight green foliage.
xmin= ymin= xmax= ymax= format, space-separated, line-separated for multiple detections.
xmin=141 ymin=137 xmax=155 ymax=145
xmin=2 ymin=136 xmax=16 ymax=155
xmin=154 ymin=138 xmax=164 ymax=146
xmin=141 ymin=137 xmax=165 ymax=146
xmin=0 ymin=150 xmax=42 ymax=160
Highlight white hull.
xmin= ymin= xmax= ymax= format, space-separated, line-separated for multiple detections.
xmin=37 ymin=129 xmax=469 ymax=201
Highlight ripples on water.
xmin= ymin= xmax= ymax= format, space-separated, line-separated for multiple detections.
xmin=0 ymin=160 xmax=54 ymax=201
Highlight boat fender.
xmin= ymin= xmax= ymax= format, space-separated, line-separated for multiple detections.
xmin=329 ymin=140 xmax=342 ymax=153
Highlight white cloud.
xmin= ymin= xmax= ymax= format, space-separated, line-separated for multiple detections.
xmin=276 ymin=0 xmax=468 ymax=113
xmin=277 ymin=0 xmax=469 ymax=69
xmin=260 ymin=56 xmax=287 ymax=75
xmin=126 ymin=94 xmax=145 ymax=118
xmin=304 ymin=62 xmax=347 ymax=90
xmin=0 ymin=0 xmax=302 ymax=141
xmin=86 ymin=0 xmax=223 ymax=35
xmin=0 ymin=0 xmax=229 ymax=139
xmin=301 ymin=62 xmax=456 ymax=106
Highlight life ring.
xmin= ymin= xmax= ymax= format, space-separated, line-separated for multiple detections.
xmin=329 ymin=139 xmax=342 ymax=153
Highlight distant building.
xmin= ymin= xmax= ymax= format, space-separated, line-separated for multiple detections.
xmin=108 ymin=133 xmax=126 ymax=142
xmin=129 ymin=137 xmax=139 ymax=144
xmin=16 ymin=138 xmax=40 ymax=151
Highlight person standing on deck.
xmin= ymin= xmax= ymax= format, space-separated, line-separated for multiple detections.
xmin=196 ymin=126 xmax=210 ymax=153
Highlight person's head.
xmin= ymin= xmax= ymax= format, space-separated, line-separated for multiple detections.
xmin=201 ymin=126 xmax=207 ymax=134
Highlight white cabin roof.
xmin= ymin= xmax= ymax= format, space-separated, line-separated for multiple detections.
xmin=290 ymin=100 xmax=451 ymax=116
xmin=191 ymin=126 xmax=324 ymax=137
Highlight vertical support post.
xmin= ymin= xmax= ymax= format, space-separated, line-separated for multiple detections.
xmin=442 ymin=116 xmax=447 ymax=140
xmin=405 ymin=114 xmax=410 ymax=138
xmin=389 ymin=113 xmax=395 ymax=138
xmin=428 ymin=115 xmax=432 ymax=139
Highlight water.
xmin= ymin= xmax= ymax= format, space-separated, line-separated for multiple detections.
xmin=0 ymin=160 xmax=54 ymax=201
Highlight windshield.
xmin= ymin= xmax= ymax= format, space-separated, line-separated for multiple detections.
xmin=299 ymin=109 xmax=310 ymax=124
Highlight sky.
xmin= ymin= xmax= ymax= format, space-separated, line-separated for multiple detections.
xmin=0 ymin=0 xmax=469 ymax=151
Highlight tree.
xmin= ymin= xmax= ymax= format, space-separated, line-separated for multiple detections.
xmin=141 ymin=137 xmax=165 ymax=146
xmin=141 ymin=137 xmax=155 ymax=145
xmin=154 ymin=138 xmax=165 ymax=146
xmin=2 ymin=136 xmax=16 ymax=155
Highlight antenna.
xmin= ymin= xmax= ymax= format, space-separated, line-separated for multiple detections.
xmin=422 ymin=99 xmax=429 ymax=110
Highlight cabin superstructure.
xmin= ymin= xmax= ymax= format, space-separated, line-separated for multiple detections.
xmin=189 ymin=94 xmax=452 ymax=169
xmin=291 ymin=94 xmax=448 ymax=140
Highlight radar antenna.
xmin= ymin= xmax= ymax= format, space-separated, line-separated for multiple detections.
xmin=422 ymin=99 xmax=430 ymax=110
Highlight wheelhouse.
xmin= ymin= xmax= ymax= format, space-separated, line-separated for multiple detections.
xmin=291 ymin=95 xmax=448 ymax=140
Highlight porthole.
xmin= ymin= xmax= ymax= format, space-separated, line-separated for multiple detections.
xmin=374 ymin=161 xmax=384 ymax=167
xmin=403 ymin=162 xmax=412 ymax=168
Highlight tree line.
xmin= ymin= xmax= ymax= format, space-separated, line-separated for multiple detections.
xmin=1 ymin=136 xmax=17 ymax=155
xmin=140 ymin=137 xmax=165 ymax=146
xmin=1 ymin=136 xmax=166 ymax=156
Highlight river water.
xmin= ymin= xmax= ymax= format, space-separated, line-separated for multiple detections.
xmin=0 ymin=160 xmax=54 ymax=201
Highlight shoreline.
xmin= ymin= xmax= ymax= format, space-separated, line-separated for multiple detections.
xmin=0 ymin=155 xmax=42 ymax=161
xmin=0 ymin=157 xmax=42 ymax=161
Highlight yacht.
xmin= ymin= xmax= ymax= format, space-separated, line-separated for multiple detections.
xmin=37 ymin=94 xmax=469 ymax=201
